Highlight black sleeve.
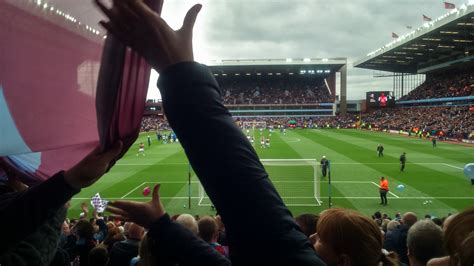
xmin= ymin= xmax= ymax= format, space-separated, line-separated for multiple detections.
xmin=0 ymin=171 xmax=79 ymax=252
xmin=148 ymin=214 xmax=231 ymax=266
xmin=158 ymin=62 xmax=325 ymax=265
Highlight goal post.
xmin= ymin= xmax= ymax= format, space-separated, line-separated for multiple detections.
xmin=198 ymin=159 xmax=321 ymax=207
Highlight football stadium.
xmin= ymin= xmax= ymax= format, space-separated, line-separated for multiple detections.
xmin=1 ymin=0 xmax=473 ymax=265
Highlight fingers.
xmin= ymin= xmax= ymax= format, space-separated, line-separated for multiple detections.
xmin=106 ymin=205 xmax=129 ymax=217
xmin=109 ymin=199 xmax=137 ymax=211
xmin=152 ymin=184 xmax=161 ymax=202
xmin=181 ymin=4 xmax=202 ymax=35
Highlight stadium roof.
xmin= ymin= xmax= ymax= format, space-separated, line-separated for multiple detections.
xmin=208 ymin=58 xmax=347 ymax=77
xmin=354 ymin=3 xmax=474 ymax=74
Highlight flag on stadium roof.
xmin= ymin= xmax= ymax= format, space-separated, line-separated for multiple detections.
xmin=444 ymin=2 xmax=456 ymax=9
xmin=392 ymin=32 xmax=399 ymax=38
xmin=423 ymin=14 xmax=433 ymax=21
xmin=0 ymin=0 xmax=158 ymax=183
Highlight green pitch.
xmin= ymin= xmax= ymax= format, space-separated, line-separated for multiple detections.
xmin=70 ymin=129 xmax=474 ymax=219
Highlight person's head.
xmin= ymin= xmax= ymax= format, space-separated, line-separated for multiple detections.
xmin=127 ymin=223 xmax=145 ymax=241
xmin=176 ymin=214 xmax=199 ymax=235
xmin=380 ymin=176 xmax=385 ymax=181
xmin=106 ymin=221 xmax=116 ymax=231
xmin=381 ymin=219 xmax=391 ymax=232
xmin=62 ymin=221 xmax=71 ymax=236
xmin=322 ymin=156 xmax=326 ymax=159
xmin=442 ymin=214 xmax=456 ymax=231
xmin=458 ymin=232 xmax=474 ymax=266
xmin=123 ymin=222 xmax=131 ymax=237
xmin=444 ymin=206 xmax=474 ymax=265
xmin=407 ymin=220 xmax=445 ymax=266
xmin=198 ymin=216 xmax=218 ymax=243
xmin=387 ymin=220 xmax=400 ymax=232
xmin=374 ymin=211 xmax=382 ymax=219
xmin=315 ymin=208 xmax=397 ymax=266
xmin=75 ymin=220 xmax=94 ymax=240
xmin=402 ymin=212 xmax=418 ymax=227
xmin=215 ymin=215 xmax=225 ymax=232
xmin=88 ymin=246 xmax=109 ymax=266
xmin=295 ymin=213 xmax=319 ymax=237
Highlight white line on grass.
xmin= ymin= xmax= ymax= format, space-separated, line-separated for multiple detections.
xmin=115 ymin=162 xmax=462 ymax=166
xmin=370 ymin=181 xmax=400 ymax=198
xmin=70 ymin=196 xmax=474 ymax=200
xmin=442 ymin=163 xmax=464 ymax=170
xmin=120 ymin=182 xmax=146 ymax=199
xmin=138 ymin=180 xmax=373 ymax=184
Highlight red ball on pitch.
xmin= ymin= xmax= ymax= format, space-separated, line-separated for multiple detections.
xmin=142 ymin=186 xmax=151 ymax=196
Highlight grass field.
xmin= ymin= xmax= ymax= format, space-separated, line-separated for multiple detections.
xmin=70 ymin=129 xmax=474 ymax=219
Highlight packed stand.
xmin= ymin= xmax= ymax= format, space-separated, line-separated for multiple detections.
xmin=140 ymin=115 xmax=170 ymax=132
xmin=363 ymin=106 xmax=473 ymax=140
xmin=219 ymin=79 xmax=334 ymax=105
xmin=401 ymin=70 xmax=474 ymax=101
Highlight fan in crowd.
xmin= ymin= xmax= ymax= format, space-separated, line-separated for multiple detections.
xmin=401 ymin=70 xmax=474 ymax=101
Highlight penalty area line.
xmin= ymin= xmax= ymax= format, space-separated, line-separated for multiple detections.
xmin=120 ymin=182 xmax=146 ymax=199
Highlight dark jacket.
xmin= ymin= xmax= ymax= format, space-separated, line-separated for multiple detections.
xmin=0 ymin=171 xmax=79 ymax=253
xmin=108 ymin=239 xmax=140 ymax=266
xmin=0 ymin=207 xmax=67 ymax=265
xmin=147 ymin=62 xmax=325 ymax=266
xmin=384 ymin=225 xmax=409 ymax=264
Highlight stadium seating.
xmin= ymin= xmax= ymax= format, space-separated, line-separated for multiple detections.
xmin=218 ymin=80 xmax=334 ymax=105
xmin=141 ymin=106 xmax=472 ymax=140
xmin=401 ymin=70 xmax=474 ymax=100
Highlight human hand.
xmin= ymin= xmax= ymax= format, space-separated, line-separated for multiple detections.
xmin=106 ymin=184 xmax=166 ymax=228
xmin=95 ymin=0 xmax=202 ymax=72
xmin=64 ymin=141 xmax=122 ymax=190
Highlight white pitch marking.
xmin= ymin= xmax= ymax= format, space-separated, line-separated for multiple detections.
xmin=120 ymin=182 xmax=146 ymax=199
xmin=71 ymin=196 xmax=474 ymax=200
xmin=442 ymin=163 xmax=464 ymax=170
xmin=370 ymin=181 xmax=400 ymax=198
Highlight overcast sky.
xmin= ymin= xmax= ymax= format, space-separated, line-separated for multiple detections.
xmin=142 ymin=0 xmax=463 ymax=100
xmin=53 ymin=0 xmax=465 ymax=100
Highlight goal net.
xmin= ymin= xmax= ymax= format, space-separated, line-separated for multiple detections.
xmin=242 ymin=121 xmax=267 ymax=129
xmin=198 ymin=159 xmax=321 ymax=207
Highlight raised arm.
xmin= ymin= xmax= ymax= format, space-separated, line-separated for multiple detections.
xmin=97 ymin=0 xmax=324 ymax=264
xmin=0 ymin=142 xmax=122 ymax=252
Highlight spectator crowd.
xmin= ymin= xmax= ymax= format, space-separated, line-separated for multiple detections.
xmin=401 ymin=70 xmax=474 ymax=101
xmin=362 ymin=106 xmax=473 ymax=140
xmin=141 ymin=105 xmax=473 ymax=140
xmin=217 ymin=79 xmax=334 ymax=105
